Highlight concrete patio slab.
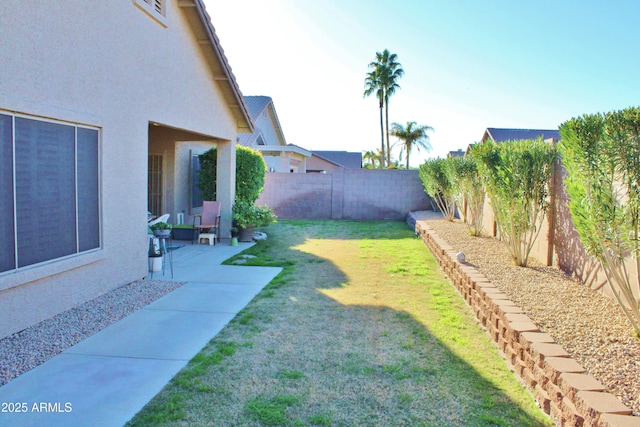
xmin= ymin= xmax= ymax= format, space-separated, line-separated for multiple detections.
xmin=171 ymin=264 xmax=282 ymax=284
xmin=64 ymin=308 xmax=235 ymax=360
xmin=145 ymin=282 xmax=265 ymax=313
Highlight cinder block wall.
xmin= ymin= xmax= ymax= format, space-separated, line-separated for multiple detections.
xmin=415 ymin=220 xmax=638 ymax=427
xmin=257 ymin=169 xmax=431 ymax=220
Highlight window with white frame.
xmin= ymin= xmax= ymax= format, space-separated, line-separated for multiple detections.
xmin=0 ymin=113 xmax=100 ymax=274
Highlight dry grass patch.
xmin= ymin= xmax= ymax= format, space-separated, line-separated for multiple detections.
xmin=127 ymin=220 xmax=551 ymax=427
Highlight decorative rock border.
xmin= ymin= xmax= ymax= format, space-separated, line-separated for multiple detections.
xmin=415 ymin=220 xmax=640 ymax=427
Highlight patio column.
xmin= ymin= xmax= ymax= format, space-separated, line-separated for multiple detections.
xmin=216 ymin=139 xmax=236 ymax=239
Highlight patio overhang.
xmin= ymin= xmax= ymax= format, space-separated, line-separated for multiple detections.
xmin=259 ymin=145 xmax=312 ymax=158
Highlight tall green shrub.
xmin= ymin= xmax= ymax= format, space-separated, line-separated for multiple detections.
xmin=419 ymin=158 xmax=456 ymax=220
xmin=197 ymin=148 xmax=218 ymax=201
xmin=559 ymin=106 xmax=640 ymax=336
xmin=197 ymin=145 xmax=267 ymax=204
xmin=446 ymin=154 xmax=485 ymax=236
xmin=235 ymin=145 xmax=267 ymax=203
xmin=474 ymin=138 xmax=558 ymax=267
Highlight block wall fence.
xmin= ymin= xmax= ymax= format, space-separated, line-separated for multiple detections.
xmin=256 ymin=169 xmax=431 ymax=221
xmin=415 ymin=219 xmax=639 ymax=427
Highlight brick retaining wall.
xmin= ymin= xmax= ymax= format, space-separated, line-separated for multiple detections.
xmin=415 ymin=220 xmax=639 ymax=427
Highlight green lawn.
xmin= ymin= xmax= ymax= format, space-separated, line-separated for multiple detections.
xmin=127 ymin=220 xmax=551 ymax=427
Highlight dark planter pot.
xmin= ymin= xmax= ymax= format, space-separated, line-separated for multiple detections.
xmin=153 ymin=229 xmax=171 ymax=238
xmin=238 ymin=226 xmax=255 ymax=242
xmin=172 ymin=227 xmax=198 ymax=241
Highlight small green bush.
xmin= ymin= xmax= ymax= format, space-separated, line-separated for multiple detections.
xmin=419 ymin=158 xmax=456 ymax=220
xmin=232 ymin=199 xmax=277 ymax=228
xmin=446 ymin=154 xmax=485 ymax=236
xmin=473 ymin=138 xmax=557 ymax=267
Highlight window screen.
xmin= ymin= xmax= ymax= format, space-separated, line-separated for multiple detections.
xmin=0 ymin=114 xmax=15 ymax=272
xmin=0 ymin=113 xmax=101 ymax=273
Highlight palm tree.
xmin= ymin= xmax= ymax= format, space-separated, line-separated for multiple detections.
xmin=362 ymin=150 xmax=375 ymax=168
xmin=377 ymin=50 xmax=404 ymax=167
xmin=364 ymin=68 xmax=385 ymax=168
xmin=363 ymin=149 xmax=382 ymax=169
xmin=391 ymin=121 xmax=434 ymax=169
xmin=364 ymin=49 xmax=404 ymax=168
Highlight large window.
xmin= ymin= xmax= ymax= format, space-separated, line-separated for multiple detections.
xmin=0 ymin=113 xmax=100 ymax=274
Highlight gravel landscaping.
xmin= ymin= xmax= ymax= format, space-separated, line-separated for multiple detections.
xmin=0 ymin=279 xmax=185 ymax=387
xmin=419 ymin=214 xmax=640 ymax=417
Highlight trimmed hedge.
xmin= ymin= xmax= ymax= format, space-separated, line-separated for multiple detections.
xmin=196 ymin=145 xmax=267 ymax=204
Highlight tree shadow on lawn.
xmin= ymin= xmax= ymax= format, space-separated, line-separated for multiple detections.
xmin=290 ymin=233 xmax=550 ymax=426
xmin=130 ymin=220 xmax=551 ymax=427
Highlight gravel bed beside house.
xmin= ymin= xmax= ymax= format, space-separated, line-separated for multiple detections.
xmin=422 ymin=216 xmax=640 ymax=417
xmin=0 ymin=279 xmax=185 ymax=387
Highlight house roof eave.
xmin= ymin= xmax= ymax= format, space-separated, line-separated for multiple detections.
xmin=257 ymin=144 xmax=311 ymax=158
xmin=181 ymin=0 xmax=254 ymax=133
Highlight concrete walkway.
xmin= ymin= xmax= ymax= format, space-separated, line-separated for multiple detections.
xmin=0 ymin=240 xmax=282 ymax=427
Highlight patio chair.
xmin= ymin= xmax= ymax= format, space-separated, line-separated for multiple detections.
xmin=193 ymin=201 xmax=221 ymax=245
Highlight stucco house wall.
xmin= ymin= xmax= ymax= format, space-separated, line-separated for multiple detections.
xmin=0 ymin=0 xmax=249 ymax=338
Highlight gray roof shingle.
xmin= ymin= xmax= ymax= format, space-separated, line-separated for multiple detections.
xmin=312 ymin=151 xmax=362 ymax=168
xmin=243 ymin=96 xmax=272 ymax=119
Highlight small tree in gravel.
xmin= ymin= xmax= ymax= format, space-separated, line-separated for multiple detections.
xmin=559 ymin=106 xmax=640 ymax=336
xmin=419 ymin=157 xmax=456 ymax=221
xmin=473 ymin=138 xmax=558 ymax=267
xmin=446 ymin=154 xmax=485 ymax=236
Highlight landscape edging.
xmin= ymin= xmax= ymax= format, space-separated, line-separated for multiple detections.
xmin=415 ymin=220 xmax=639 ymax=427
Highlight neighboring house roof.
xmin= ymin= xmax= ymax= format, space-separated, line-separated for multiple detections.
xmin=312 ymin=151 xmax=362 ymax=168
xmin=244 ymin=96 xmax=273 ymax=119
xmin=238 ymin=95 xmax=288 ymax=147
xmin=482 ymin=128 xmax=561 ymax=143
xmin=448 ymin=149 xmax=465 ymax=157
xmin=186 ymin=0 xmax=253 ymax=133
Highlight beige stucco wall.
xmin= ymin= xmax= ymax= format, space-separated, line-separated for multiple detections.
xmin=307 ymin=156 xmax=342 ymax=173
xmin=0 ymin=1 xmax=240 ymax=338
xmin=264 ymin=155 xmax=281 ymax=172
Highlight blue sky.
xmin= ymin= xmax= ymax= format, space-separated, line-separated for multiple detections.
xmin=203 ymin=0 xmax=640 ymax=166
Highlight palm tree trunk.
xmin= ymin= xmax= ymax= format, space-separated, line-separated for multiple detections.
xmin=406 ymin=144 xmax=410 ymax=169
xmin=385 ymin=102 xmax=391 ymax=166
xmin=379 ymin=100 xmax=385 ymax=169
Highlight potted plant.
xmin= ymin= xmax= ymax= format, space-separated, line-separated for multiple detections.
xmin=172 ymin=224 xmax=198 ymax=241
xmin=148 ymin=239 xmax=162 ymax=272
xmin=232 ymin=200 xmax=276 ymax=242
xmin=230 ymin=225 xmax=239 ymax=246
xmin=150 ymin=221 xmax=172 ymax=238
